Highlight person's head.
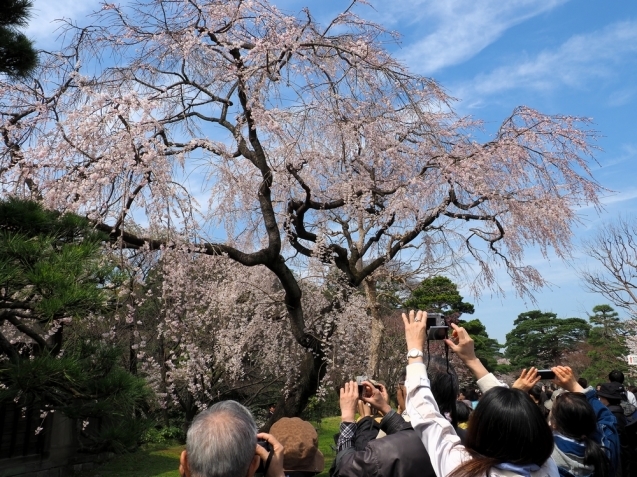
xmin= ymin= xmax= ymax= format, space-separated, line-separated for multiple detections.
xmin=451 ymin=387 xmax=554 ymax=477
xmin=458 ymin=387 xmax=467 ymax=400
xmin=597 ymin=382 xmax=625 ymax=406
xmin=455 ymin=401 xmax=472 ymax=424
xmin=465 ymin=388 xmax=479 ymax=402
xmin=528 ymin=384 xmax=544 ymax=405
xmin=551 ymin=393 xmax=610 ymax=477
xmin=270 ymin=417 xmax=324 ymax=476
xmin=608 ymin=370 xmax=625 ymax=384
xmin=577 ymin=377 xmax=588 ymax=389
xmin=427 ymin=356 xmax=459 ymax=424
xmin=181 ymin=401 xmax=259 ymax=477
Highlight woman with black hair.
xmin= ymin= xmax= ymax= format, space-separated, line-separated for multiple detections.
xmin=550 ymin=367 xmax=618 ymax=477
xmin=515 ymin=366 xmax=620 ymax=477
xmin=551 ymin=389 xmax=611 ymax=476
xmin=403 ymin=310 xmax=558 ymax=477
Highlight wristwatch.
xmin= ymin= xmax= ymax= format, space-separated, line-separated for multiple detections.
xmin=407 ymin=348 xmax=424 ymax=359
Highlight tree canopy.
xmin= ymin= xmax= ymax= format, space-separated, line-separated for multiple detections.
xmin=580 ymin=304 xmax=629 ymax=383
xmin=404 ymin=276 xmax=475 ymax=318
xmin=0 ymin=0 xmax=38 ymax=78
xmin=0 ymin=0 xmax=603 ymax=418
xmin=461 ymin=318 xmax=502 ymax=372
xmin=0 ymin=198 xmax=149 ymax=452
xmin=0 ymin=198 xmax=122 ymax=361
xmin=505 ymin=310 xmax=590 ymax=368
xmin=581 ymin=217 xmax=637 ymax=319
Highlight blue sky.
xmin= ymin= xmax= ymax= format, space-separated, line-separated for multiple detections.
xmin=26 ymin=0 xmax=637 ymax=342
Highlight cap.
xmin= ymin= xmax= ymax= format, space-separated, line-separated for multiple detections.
xmin=544 ymin=388 xmax=566 ymax=411
xmin=597 ymin=382 xmax=625 ymax=401
xmin=270 ymin=417 xmax=325 ymax=473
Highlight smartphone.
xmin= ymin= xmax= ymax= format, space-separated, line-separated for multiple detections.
xmin=537 ymin=369 xmax=555 ymax=380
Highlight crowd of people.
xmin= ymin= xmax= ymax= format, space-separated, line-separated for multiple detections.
xmin=179 ymin=310 xmax=636 ymax=477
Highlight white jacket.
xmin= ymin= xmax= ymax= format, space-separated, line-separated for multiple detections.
xmin=405 ymin=363 xmax=559 ymax=477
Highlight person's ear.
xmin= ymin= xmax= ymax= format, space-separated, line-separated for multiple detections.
xmin=247 ymin=453 xmax=260 ymax=477
xmin=180 ymin=450 xmax=191 ymax=477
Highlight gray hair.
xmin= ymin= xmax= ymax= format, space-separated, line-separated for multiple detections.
xmin=186 ymin=401 xmax=258 ymax=477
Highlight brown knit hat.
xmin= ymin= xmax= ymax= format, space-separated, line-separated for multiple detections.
xmin=270 ymin=417 xmax=325 ymax=473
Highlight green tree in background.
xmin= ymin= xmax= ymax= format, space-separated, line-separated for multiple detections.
xmin=0 ymin=198 xmax=122 ymax=359
xmin=404 ymin=276 xmax=475 ymax=318
xmin=505 ymin=310 xmax=590 ymax=368
xmin=403 ymin=277 xmax=503 ymax=374
xmin=0 ymin=0 xmax=38 ymax=78
xmin=0 ymin=199 xmax=149 ymax=453
xmin=581 ymin=304 xmax=629 ymax=384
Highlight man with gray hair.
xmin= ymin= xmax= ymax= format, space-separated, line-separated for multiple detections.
xmin=179 ymin=400 xmax=285 ymax=477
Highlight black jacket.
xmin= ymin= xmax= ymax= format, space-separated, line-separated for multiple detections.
xmin=334 ymin=411 xmax=465 ymax=477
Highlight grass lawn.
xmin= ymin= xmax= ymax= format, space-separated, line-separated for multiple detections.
xmin=74 ymin=445 xmax=183 ymax=477
xmin=74 ymin=417 xmax=341 ymax=477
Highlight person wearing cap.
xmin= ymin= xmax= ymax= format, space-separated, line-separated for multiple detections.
xmin=269 ymin=417 xmax=324 ymax=477
xmin=598 ymin=382 xmax=628 ymax=433
xmin=179 ymin=400 xmax=285 ymax=477
xmin=598 ymin=381 xmax=630 ymax=476
xmin=609 ymin=370 xmax=637 ymax=407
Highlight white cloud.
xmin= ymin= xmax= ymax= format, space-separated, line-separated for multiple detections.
xmin=608 ymin=88 xmax=637 ymax=107
xmin=383 ymin=0 xmax=569 ymax=74
xmin=454 ymin=20 xmax=637 ymax=99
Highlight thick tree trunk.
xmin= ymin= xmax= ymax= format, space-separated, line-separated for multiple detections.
xmin=261 ymin=349 xmax=324 ymax=431
xmin=364 ymin=279 xmax=384 ymax=379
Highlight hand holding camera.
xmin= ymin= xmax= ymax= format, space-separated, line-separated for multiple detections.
xmin=339 ymin=380 xmax=359 ymax=423
xmin=359 ymin=380 xmax=392 ymax=415
xmin=443 ymin=323 xmax=476 ymax=363
xmin=512 ymin=367 xmax=541 ymax=392
xmin=444 ymin=323 xmax=489 ymax=381
xmin=551 ymin=366 xmax=584 ymax=393
xmin=255 ymin=432 xmax=285 ymax=477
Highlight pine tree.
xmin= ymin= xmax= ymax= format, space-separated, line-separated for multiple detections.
xmin=505 ymin=310 xmax=590 ymax=368
xmin=404 ymin=276 xmax=475 ymax=318
xmin=581 ymin=305 xmax=629 ymax=383
xmin=0 ymin=0 xmax=38 ymax=78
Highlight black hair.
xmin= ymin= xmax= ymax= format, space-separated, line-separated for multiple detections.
xmin=455 ymin=401 xmax=472 ymax=423
xmin=528 ymin=384 xmax=543 ymax=403
xmin=428 ymin=356 xmax=459 ymax=427
xmin=465 ymin=388 xmax=480 ymax=402
xmin=608 ymin=370 xmax=625 ymax=384
xmin=577 ymin=377 xmax=588 ymax=389
xmin=450 ymin=387 xmax=554 ymax=477
xmin=551 ymin=393 xmax=610 ymax=477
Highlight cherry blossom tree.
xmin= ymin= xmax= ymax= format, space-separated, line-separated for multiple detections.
xmin=0 ymin=0 xmax=602 ymax=416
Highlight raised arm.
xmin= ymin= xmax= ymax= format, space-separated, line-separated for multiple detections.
xmin=403 ymin=310 xmax=469 ymax=477
xmin=445 ymin=323 xmax=489 ymax=381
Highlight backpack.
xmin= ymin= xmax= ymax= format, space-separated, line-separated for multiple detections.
xmin=620 ymin=400 xmax=636 ymax=418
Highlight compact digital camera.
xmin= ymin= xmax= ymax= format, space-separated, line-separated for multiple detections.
xmin=355 ymin=375 xmax=382 ymax=398
xmin=256 ymin=439 xmax=273 ymax=474
xmin=426 ymin=312 xmax=448 ymax=341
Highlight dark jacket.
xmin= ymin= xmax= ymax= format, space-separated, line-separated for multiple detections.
xmin=334 ymin=411 xmax=465 ymax=477
xmin=581 ymin=388 xmax=620 ymax=476
xmin=607 ymin=403 xmax=627 ymax=477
